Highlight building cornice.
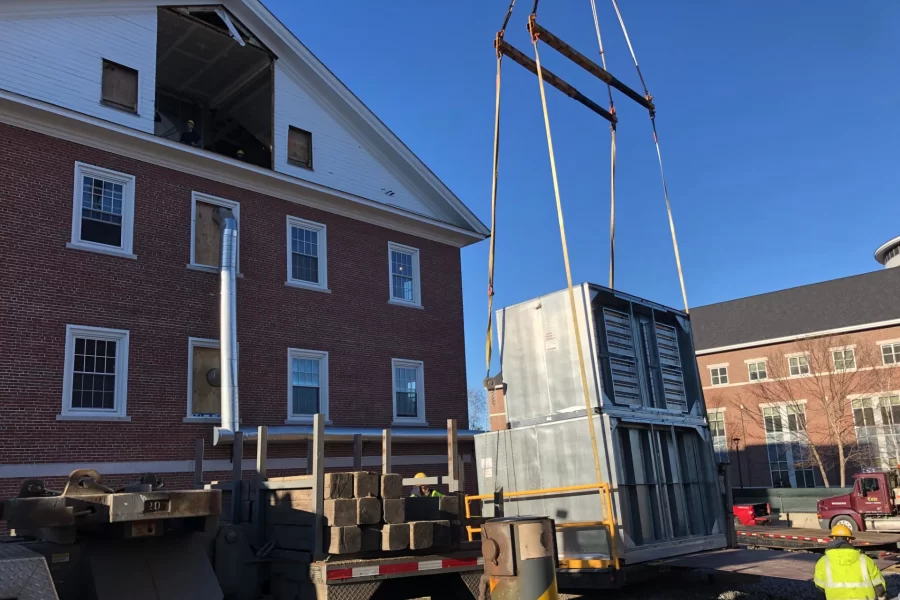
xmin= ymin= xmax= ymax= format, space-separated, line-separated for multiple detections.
xmin=695 ymin=317 xmax=900 ymax=356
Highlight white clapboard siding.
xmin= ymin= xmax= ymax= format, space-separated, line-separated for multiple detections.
xmin=0 ymin=12 xmax=157 ymax=133
xmin=273 ymin=65 xmax=435 ymax=219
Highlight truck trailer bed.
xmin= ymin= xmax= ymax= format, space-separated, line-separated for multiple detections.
xmin=737 ymin=525 xmax=900 ymax=552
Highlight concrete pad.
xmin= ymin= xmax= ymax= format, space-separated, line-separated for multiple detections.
xmin=380 ymin=474 xmax=402 ymax=499
xmin=383 ymin=523 xmax=410 ymax=551
xmin=323 ymin=499 xmax=356 ymax=527
xmin=357 ymin=497 xmax=381 ymax=525
xmin=326 ymin=526 xmax=361 ymax=554
xmin=409 ymin=521 xmax=434 ymax=550
xmin=383 ymin=498 xmax=406 ymax=524
xmin=324 ymin=473 xmax=353 ymax=500
xmin=353 ymin=472 xmax=379 ymax=498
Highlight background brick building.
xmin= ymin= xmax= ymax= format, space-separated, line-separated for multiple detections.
xmin=692 ymin=238 xmax=900 ymax=489
xmin=0 ymin=0 xmax=488 ymax=500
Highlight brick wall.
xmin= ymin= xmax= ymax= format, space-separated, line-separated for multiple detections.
xmin=0 ymin=123 xmax=469 ymax=486
xmin=697 ymin=325 xmax=900 ymax=488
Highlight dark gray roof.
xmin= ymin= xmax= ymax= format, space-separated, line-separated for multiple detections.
xmin=690 ymin=268 xmax=900 ymax=352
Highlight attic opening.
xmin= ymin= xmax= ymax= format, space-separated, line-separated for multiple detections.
xmin=154 ymin=6 xmax=274 ymax=169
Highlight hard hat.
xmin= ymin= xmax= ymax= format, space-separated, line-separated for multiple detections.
xmin=187 ymin=119 xmax=195 ymax=126
xmin=415 ymin=472 xmax=427 ymax=480
xmin=831 ymin=524 xmax=854 ymax=538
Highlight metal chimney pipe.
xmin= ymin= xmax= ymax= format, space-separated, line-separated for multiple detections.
xmin=214 ymin=208 xmax=239 ymax=433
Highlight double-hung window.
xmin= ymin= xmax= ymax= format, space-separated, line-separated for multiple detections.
xmin=747 ymin=360 xmax=767 ymax=381
xmin=832 ymin=348 xmax=856 ymax=371
xmin=189 ymin=192 xmax=239 ymax=271
xmin=61 ymin=325 xmax=130 ymax=420
xmin=852 ymin=396 xmax=900 ymax=469
xmin=70 ymin=163 xmax=136 ymax=258
xmin=763 ymin=403 xmax=816 ymax=488
xmin=788 ymin=355 xmax=810 ymax=376
xmin=882 ymin=343 xmax=900 ymax=365
xmin=710 ymin=366 xmax=728 ymax=386
xmin=286 ymin=216 xmax=327 ymax=290
xmin=708 ymin=409 xmax=729 ymax=463
xmin=288 ymin=349 xmax=328 ymax=422
xmin=392 ymin=359 xmax=425 ymax=423
xmin=388 ymin=242 xmax=421 ymax=307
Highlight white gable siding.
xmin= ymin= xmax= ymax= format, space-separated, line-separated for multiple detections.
xmin=273 ymin=65 xmax=437 ymax=219
xmin=0 ymin=12 xmax=157 ymax=133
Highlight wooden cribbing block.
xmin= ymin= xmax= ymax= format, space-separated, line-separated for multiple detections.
xmin=353 ymin=472 xmax=379 ymax=498
xmin=383 ymin=523 xmax=410 ymax=551
xmin=383 ymin=498 xmax=405 ymax=524
xmin=357 ymin=497 xmax=381 ymax=525
xmin=323 ymin=499 xmax=356 ymax=527
xmin=360 ymin=526 xmax=382 ymax=552
xmin=326 ymin=526 xmax=361 ymax=554
xmin=409 ymin=521 xmax=434 ymax=550
xmin=380 ymin=474 xmax=402 ymax=499
xmin=324 ymin=473 xmax=353 ymax=500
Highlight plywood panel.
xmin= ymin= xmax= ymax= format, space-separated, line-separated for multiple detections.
xmin=193 ymin=345 xmax=220 ymax=416
xmin=194 ymin=201 xmax=221 ymax=267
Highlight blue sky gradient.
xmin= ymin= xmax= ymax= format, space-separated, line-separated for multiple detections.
xmin=265 ymin=1 xmax=900 ymax=396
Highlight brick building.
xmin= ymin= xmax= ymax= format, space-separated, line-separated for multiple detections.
xmin=0 ymin=0 xmax=488 ymax=499
xmin=692 ymin=238 xmax=900 ymax=489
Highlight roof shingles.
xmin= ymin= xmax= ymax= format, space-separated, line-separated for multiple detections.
xmin=690 ymin=268 xmax=900 ymax=352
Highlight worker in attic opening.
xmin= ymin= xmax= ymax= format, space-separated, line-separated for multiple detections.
xmin=180 ymin=119 xmax=201 ymax=147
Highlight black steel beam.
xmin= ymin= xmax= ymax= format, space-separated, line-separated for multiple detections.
xmin=496 ymin=38 xmax=617 ymax=124
xmin=528 ymin=18 xmax=655 ymax=112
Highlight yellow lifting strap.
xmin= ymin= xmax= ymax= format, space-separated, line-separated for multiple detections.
xmin=484 ymin=53 xmax=502 ymax=379
xmin=611 ymin=0 xmax=689 ymax=313
xmin=484 ymin=0 xmax=516 ymax=379
xmin=588 ymin=0 xmax=617 ymax=290
xmin=531 ymin=29 xmax=619 ymax=570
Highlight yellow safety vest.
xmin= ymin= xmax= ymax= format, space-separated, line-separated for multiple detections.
xmin=814 ymin=548 xmax=886 ymax=600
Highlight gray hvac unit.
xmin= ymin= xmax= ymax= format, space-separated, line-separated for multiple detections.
xmin=476 ymin=283 xmax=726 ymax=564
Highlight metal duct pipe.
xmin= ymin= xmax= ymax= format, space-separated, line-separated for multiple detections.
xmin=214 ymin=208 xmax=239 ymax=434
xmin=213 ymin=425 xmax=479 ymax=446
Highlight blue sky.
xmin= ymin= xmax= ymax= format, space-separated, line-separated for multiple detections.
xmin=266 ymin=1 xmax=900 ymax=397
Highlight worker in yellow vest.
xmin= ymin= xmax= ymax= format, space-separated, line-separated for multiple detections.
xmin=814 ymin=524 xmax=887 ymax=600
xmin=411 ymin=472 xmax=444 ymax=498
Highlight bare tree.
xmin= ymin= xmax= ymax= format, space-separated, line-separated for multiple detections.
xmin=468 ymin=388 xmax=488 ymax=431
xmin=731 ymin=335 xmax=883 ymax=487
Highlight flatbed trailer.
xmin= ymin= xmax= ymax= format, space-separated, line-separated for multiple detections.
xmin=736 ymin=525 xmax=900 ymax=554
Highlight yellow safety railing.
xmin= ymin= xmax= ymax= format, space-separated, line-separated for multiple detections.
xmin=464 ymin=482 xmax=620 ymax=570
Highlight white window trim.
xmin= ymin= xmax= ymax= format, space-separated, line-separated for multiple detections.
xmin=189 ymin=191 xmax=240 ymax=272
xmin=880 ymin=342 xmax=900 ymax=366
xmin=787 ymin=353 xmax=811 ymax=377
xmin=758 ymin=399 xmax=808 ymax=409
xmin=59 ymin=324 xmax=130 ymax=421
xmin=876 ymin=338 xmax=900 ymax=347
xmin=388 ymin=242 xmax=422 ymax=308
xmin=746 ymin=360 xmax=768 ymax=382
xmin=762 ymin=401 xmax=816 ymax=488
xmin=185 ymin=337 xmax=220 ymax=422
xmin=709 ymin=365 xmax=729 ymax=386
xmin=392 ymin=358 xmax=426 ymax=425
xmin=69 ymin=162 xmax=136 ymax=259
xmin=285 ymin=216 xmax=329 ymax=292
xmin=706 ymin=362 xmax=729 ymax=369
xmin=287 ymin=348 xmax=329 ymax=423
xmin=831 ymin=347 xmax=857 ymax=372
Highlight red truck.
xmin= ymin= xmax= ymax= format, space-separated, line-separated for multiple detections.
xmin=818 ymin=469 xmax=900 ymax=532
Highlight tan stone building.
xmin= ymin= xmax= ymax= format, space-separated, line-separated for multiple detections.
xmin=692 ymin=236 xmax=900 ymax=488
